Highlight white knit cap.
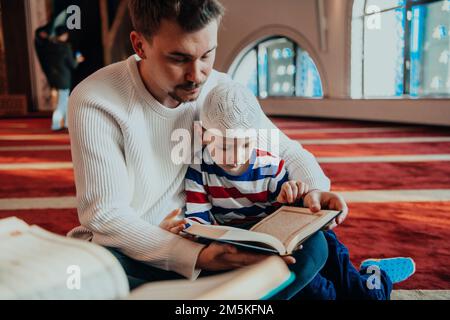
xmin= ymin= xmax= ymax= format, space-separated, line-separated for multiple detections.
xmin=200 ymin=82 xmax=263 ymax=139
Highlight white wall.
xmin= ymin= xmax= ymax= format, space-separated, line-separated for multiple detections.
xmin=215 ymin=0 xmax=450 ymax=126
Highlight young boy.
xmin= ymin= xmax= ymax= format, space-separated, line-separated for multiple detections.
xmin=162 ymin=82 xmax=415 ymax=300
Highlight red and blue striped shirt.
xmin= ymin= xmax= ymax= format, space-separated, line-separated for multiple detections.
xmin=184 ymin=148 xmax=289 ymax=226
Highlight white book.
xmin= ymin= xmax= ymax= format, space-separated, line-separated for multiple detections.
xmin=0 ymin=217 xmax=129 ymax=300
xmin=0 ymin=217 xmax=293 ymax=300
xmin=129 ymin=256 xmax=294 ymax=300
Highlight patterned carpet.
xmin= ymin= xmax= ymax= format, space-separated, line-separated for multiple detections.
xmin=1 ymin=117 xmax=449 ymax=295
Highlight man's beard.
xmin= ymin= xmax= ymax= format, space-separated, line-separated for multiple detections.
xmin=169 ymin=81 xmax=204 ymax=103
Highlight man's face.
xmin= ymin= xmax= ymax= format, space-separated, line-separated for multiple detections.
xmin=132 ymin=19 xmax=218 ymax=107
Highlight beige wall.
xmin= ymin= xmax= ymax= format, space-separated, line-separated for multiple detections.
xmin=217 ymin=0 xmax=350 ymax=99
xmin=216 ymin=0 xmax=450 ymax=126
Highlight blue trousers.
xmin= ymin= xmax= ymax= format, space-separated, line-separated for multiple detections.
xmin=270 ymin=231 xmax=328 ymax=299
xmin=51 ymin=89 xmax=70 ymax=130
xmin=296 ymin=230 xmax=393 ymax=300
xmin=105 ymin=231 xmax=328 ymax=300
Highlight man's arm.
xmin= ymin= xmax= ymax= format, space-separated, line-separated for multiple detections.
xmin=68 ymin=94 xmax=205 ymax=280
xmin=212 ymin=72 xmax=330 ymax=191
xmin=258 ymin=113 xmax=331 ymax=191
xmin=254 ymin=104 xmax=350 ymax=227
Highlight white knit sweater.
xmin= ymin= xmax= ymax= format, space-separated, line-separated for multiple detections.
xmin=67 ymin=55 xmax=330 ymax=279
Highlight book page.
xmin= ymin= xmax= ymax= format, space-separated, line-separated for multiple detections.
xmin=129 ymin=256 xmax=292 ymax=300
xmin=0 ymin=220 xmax=129 ymax=300
xmin=0 ymin=217 xmax=29 ymax=236
xmin=184 ymin=224 xmax=285 ymax=254
xmin=184 ymin=224 xmax=229 ymax=239
xmin=250 ymin=207 xmax=317 ymax=246
xmin=284 ymin=209 xmax=341 ymax=253
xmin=129 ymin=270 xmax=233 ymax=300
xmin=250 ymin=207 xmax=340 ymax=252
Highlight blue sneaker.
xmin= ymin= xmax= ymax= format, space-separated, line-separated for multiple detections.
xmin=360 ymin=257 xmax=416 ymax=284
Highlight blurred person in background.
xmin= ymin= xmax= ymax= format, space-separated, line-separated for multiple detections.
xmin=35 ymin=24 xmax=84 ymax=131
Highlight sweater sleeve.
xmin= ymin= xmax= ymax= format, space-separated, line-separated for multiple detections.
xmin=68 ymin=95 xmax=206 ymax=280
xmin=258 ymin=113 xmax=331 ymax=192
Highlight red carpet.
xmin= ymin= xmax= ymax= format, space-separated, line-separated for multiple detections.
xmin=0 ymin=209 xmax=79 ymax=236
xmin=0 ymin=169 xmax=75 ymax=198
xmin=323 ymin=161 xmax=450 ymax=191
xmin=335 ymin=202 xmax=450 ymax=290
xmin=0 ymin=150 xmax=72 ymax=163
xmin=285 ymin=129 xmax=450 ymax=139
xmin=0 ymin=139 xmax=70 ymax=146
xmin=1 ymin=117 xmax=449 ymax=290
xmin=305 ymin=142 xmax=450 ymax=157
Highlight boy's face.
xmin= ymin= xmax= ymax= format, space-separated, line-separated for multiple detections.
xmin=207 ymin=136 xmax=257 ymax=174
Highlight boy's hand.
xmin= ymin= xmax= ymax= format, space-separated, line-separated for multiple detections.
xmin=276 ymin=181 xmax=310 ymax=204
xmin=159 ymin=208 xmax=187 ymax=234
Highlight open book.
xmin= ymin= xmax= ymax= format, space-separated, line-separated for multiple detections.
xmin=0 ymin=217 xmax=293 ymax=300
xmin=184 ymin=206 xmax=342 ymax=256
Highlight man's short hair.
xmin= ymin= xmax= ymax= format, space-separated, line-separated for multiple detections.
xmin=128 ymin=0 xmax=225 ymax=39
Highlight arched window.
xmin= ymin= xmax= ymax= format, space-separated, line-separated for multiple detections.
xmin=351 ymin=0 xmax=450 ymax=98
xmin=230 ymin=37 xmax=323 ymax=98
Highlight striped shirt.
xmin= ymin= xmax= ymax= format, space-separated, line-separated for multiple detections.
xmin=185 ymin=147 xmax=290 ymax=226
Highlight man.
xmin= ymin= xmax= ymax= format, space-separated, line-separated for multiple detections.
xmin=50 ymin=26 xmax=85 ymax=131
xmin=36 ymin=25 xmax=84 ymax=130
xmin=67 ymin=0 xmax=348 ymax=297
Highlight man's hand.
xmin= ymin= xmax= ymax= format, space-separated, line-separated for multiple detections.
xmin=196 ymin=242 xmax=296 ymax=271
xmin=303 ymin=190 xmax=349 ymax=230
xmin=76 ymin=54 xmax=85 ymax=63
xmin=276 ymin=181 xmax=309 ymax=204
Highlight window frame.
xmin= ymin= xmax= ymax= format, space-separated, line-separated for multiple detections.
xmin=354 ymin=0 xmax=448 ymax=98
xmin=230 ymin=36 xmax=324 ymax=99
